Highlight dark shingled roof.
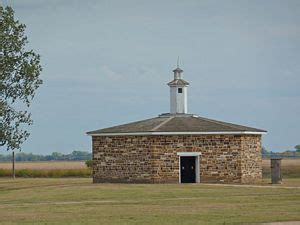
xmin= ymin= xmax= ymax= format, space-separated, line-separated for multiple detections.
xmin=173 ymin=67 xmax=183 ymax=73
xmin=87 ymin=114 xmax=266 ymax=135
xmin=168 ymin=79 xmax=189 ymax=86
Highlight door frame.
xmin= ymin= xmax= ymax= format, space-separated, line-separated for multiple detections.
xmin=177 ymin=152 xmax=201 ymax=183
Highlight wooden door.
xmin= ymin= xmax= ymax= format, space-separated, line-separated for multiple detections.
xmin=180 ymin=156 xmax=196 ymax=183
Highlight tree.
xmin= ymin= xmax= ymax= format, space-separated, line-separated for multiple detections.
xmin=295 ymin=145 xmax=300 ymax=153
xmin=51 ymin=152 xmax=63 ymax=160
xmin=0 ymin=6 xmax=42 ymax=178
xmin=261 ymin=146 xmax=269 ymax=155
xmin=85 ymin=160 xmax=93 ymax=169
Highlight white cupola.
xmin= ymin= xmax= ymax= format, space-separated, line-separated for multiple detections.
xmin=167 ymin=67 xmax=189 ymax=114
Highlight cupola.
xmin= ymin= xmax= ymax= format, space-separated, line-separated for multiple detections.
xmin=167 ymin=67 xmax=189 ymax=114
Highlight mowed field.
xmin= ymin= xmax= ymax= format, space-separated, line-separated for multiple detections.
xmin=0 ymin=159 xmax=299 ymax=224
xmin=0 ymin=178 xmax=299 ymax=225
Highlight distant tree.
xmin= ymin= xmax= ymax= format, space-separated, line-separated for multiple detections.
xmin=0 ymin=153 xmax=10 ymax=161
xmin=85 ymin=160 xmax=93 ymax=169
xmin=261 ymin=146 xmax=269 ymax=155
xmin=69 ymin=151 xmax=91 ymax=160
xmin=0 ymin=6 xmax=42 ymax=178
xmin=51 ymin=152 xmax=63 ymax=160
xmin=295 ymin=145 xmax=300 ymax=153
xmin=0 ymin=151 xmax=92 ymax=162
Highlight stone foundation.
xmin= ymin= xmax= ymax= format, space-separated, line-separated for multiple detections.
xmin=92 ymin=134 xmax=262 ymax=184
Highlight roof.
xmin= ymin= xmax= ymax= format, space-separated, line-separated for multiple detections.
xmin=168 ymin=79 xmax=190 ymax=86
xmin=87 ymin=114 xmax=267 ymax=136
xmin=173 ymin=67 xmax=183 ymax=73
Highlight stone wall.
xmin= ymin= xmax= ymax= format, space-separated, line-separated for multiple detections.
xmin=240 ymin=135 xmax=262 ymax=183
xmin=92 ymin=136 xmax=153 ymax=183
xmin=92 ymin=134 xmax=262 ymax=184
xmin=151 ymin=135 xmax=242 ymax=183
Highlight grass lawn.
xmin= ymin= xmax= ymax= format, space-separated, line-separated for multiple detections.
xmin=0 ymin=178 xmax=299 ymax=225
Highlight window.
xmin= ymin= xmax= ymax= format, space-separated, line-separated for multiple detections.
xmin=178 ymin=88 xmax=182 ymax=93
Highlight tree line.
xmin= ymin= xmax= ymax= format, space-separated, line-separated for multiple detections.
xmin=0 ymin=151 xmax=92 ymax=162
xmin=262 ymin=145 xmax=300 ymax=158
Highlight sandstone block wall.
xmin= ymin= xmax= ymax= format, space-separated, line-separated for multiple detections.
xmin=92 ymin=134 xmax=262 ymax=184
xmin=151 ymin=135 xmax=242 ymax=183
xmin=92 ymin=136 xmax=154 ymax=183
xmin=241 ymin=135 xmax=262 ymax=183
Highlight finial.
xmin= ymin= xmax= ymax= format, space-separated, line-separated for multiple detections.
xmin=177 ymin=56 xmax=180 ymax=68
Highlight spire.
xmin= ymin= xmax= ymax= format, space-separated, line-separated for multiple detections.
xmin=172 ymin=57 xmax=183 ymax=78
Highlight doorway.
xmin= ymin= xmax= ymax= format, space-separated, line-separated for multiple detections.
xmin=180 ymin=156 xmax=196 ymax=183
xmin=177 ymin=152 xmax=201 ymax=183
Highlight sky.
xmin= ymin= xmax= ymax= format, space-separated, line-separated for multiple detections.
xmin=1 ymin=0 xmax=300 ymax=154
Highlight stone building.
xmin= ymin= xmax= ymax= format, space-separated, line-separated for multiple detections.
xmin=87 ymin=66 xmax=266 ymax=184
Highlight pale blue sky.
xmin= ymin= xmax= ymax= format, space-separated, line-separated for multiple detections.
xmin=2 ymin=0 xmax=300 ymax=153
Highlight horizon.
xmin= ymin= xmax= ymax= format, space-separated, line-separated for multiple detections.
xmin=1 ymin=0 xmax=299 ymax=154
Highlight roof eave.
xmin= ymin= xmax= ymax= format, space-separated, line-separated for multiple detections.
xmin=167 ymin=79 xmax=190 ymax=86
xmin=87 ymin=131 xmax=267 ymax=136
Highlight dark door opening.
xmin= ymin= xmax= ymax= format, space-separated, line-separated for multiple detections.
xmin=180 ymin=156 xmax=196 ymax=183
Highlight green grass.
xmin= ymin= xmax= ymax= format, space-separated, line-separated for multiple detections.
xmin=0 ymin=178 xmax=299 ymax=225
xmin=0 ymin=168 xmax=91 ymax=178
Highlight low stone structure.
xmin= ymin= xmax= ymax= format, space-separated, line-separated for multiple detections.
xmin=88 ymin=66 xmax=266 ymax=184
xmin=92 ymin=133 xmax=262 ymax=184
